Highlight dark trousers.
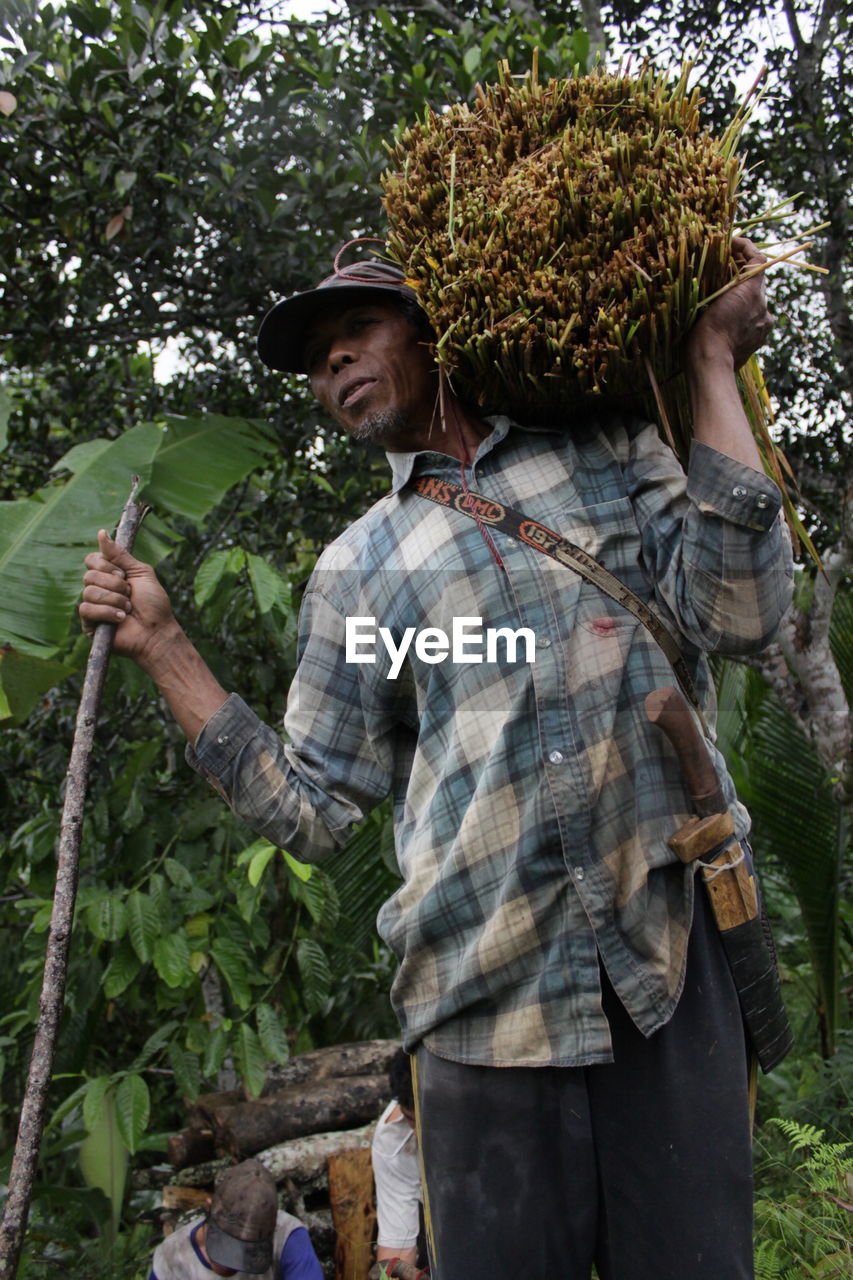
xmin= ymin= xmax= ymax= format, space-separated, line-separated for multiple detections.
xmin=414 ymin=888 xmax=754 ymax=1280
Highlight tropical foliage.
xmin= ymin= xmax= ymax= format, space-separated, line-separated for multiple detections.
xmin=0 ymin=0 xmax=849 ymax=1274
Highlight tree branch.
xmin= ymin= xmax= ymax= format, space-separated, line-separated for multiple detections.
xmin=0 ymin=481 xmax=147 ymax=1280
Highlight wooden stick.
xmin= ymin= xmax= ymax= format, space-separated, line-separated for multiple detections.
xmin=0 ymin=478 xmax=147 ymax=1280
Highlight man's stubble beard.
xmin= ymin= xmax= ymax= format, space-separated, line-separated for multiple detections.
xmin=349 ymin=407 xmax=408 ymax=446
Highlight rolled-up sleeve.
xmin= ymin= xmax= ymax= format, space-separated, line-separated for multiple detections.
xmin=622 ymin=423 xmax=793 ymax=654
xmin=186 ymin=586 xmax=399 ymax=860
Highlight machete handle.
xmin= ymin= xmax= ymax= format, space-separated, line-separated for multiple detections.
xmin=644 ymin=686 xmax=726 ymax=817
xmin=669 ymin=811 xmax=736 ymax=863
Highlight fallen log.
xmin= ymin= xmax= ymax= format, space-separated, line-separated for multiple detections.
xmin=167 ymin=1127 xmax=216 ymax=1170
xmin=209 ymin=1074 xmax=387 ymax=1158
xmin=163 ymin=1122 xmax=377 ymax=1197
xmin=257 ymin=1122 xmax=377 ymax=1187
xmin=185 ymin=1041 xmax=399 ymax=1127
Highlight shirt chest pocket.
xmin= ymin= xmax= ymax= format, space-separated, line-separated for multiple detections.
xmin=553 ymin=496 xmax=649 ymax=632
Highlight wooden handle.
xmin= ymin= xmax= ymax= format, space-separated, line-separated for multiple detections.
xmin=644 ymin=686 xmax=725 ymax=817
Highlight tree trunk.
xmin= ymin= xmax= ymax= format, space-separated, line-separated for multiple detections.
xmin=207 ymin=1075 xmax=388 ymax=1158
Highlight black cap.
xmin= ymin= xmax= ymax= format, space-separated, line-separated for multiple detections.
xmin=257 ymin=260 xmax=421 ymax=374
xmin=206 ymin=1160 xmax=277 ymax=1275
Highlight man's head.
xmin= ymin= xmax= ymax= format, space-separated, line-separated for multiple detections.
xmin=258 ymin=260 xmax=438 ymax=451
xmin=204 ymin=1159 xmax=278 ymax=1275
xmin=257 ymin=260 xmax=431 ymax=375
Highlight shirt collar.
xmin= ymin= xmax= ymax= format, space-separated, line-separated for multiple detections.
xmin=385 ymin=415 xmax=559 ymax=493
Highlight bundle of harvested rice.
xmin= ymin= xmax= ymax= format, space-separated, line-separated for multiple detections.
xmin=381 ymin=60 xmax=815 ymax=552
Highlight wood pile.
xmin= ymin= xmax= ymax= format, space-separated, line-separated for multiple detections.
xmin=148 ymin=1039 xmax=401 ymax=1280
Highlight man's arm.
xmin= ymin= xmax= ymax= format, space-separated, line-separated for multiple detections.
xmin=683 ymin=236 xmax=771 ymax=471
xmin=81 ymin=533 xmax=398 ymax=858
xmin=79 ymin=529 xmax=228 ymax=746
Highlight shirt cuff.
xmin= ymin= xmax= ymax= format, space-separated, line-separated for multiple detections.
xmin=185 ymin=692 xmax=264 ymax=782
xmin=686 ymin=441 xmax=781 ymax=531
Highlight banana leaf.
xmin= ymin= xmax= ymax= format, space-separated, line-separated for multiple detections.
xmin=0 ymin=414 xmax=278 ymax=659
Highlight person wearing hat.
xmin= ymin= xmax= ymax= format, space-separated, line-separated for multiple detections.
xmin=82 ymin=244 xmax=792 ymax=1280
xmin=150 ymin=1159 xmax=322 ymax=1279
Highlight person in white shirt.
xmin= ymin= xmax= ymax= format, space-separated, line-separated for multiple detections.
xmin=371 ymin=1050 xmax=426 ymax=1273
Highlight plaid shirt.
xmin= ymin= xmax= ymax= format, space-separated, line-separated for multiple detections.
xmin=189 ymin=415 xmax=792 ymax=1066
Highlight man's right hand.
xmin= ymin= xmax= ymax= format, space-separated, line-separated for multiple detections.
xmin=79 ymin=529 xmax=178 ymax=668
xmin=80 ymin=530 xmax=230 ymax=744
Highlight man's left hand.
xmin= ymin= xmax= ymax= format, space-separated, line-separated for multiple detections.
xmin=686 ymin=236 xmax=773 ymax=370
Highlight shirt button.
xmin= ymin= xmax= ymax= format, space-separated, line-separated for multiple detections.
xmin=505 ymin=536 xmax=516 ymax=546
xmin=537 ymin=636 xmax=552 ymax=648
xmin=756 ymin=493 xmax=769 ymax=509
xmin=548 ymin=749 xmax=565 ymax=764
xmin=732 ymin=485 xmax=748 ymax=499
xmin=217 ymin=734 xmax=230 ymax=745
xmin=573 ymin=866 xmax=585 ymax=881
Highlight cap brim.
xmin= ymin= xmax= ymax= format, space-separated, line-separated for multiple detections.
xmin=205 ymin=1220 xmax=273 ymax=1275
xmin=257 ymin=280 xmax=417 ymax=374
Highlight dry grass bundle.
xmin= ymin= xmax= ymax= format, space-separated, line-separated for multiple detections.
xmin=381 ymin=60 xmax=816 ymax=553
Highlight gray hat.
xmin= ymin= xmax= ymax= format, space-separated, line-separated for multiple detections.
xmin=257 ymin=259 xmax=421 ymax=374
xmin=206 ymin=1160 xmax=277 ymax=1274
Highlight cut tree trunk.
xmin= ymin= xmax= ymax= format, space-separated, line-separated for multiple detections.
xmin=167 ymin=1128 xmax=216 ymax=1170
xmin=258 ymin=1122 xmax=377 ymax=1187
xmin=163 ymin=1122 xmax=377 ymax=1191
xmin=186 ymin=1040 xmax=399 ymax=1126
xmin=208 ymin=1075 xmax=388 ymax=1158
xmin=329 ymin=1147 xmax=376 ymax=1280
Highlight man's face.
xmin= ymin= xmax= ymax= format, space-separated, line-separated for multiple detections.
xmin=304 ymin=300 xmax=438 ymax=450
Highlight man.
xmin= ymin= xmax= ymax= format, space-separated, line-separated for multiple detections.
xmin=371 ymin=1048 xmax=426 ymax=1274
xmin=150 ymin=1159 xmax=322 ymax=1279
xmin=81 ymin=246 xmax=792 ymax=1279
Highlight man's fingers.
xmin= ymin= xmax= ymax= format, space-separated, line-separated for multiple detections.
xmin=78 ymin=600 xmax=130 ymax=630
xmin=83 ymin=567 xmax=131 ymax=596
xmin=96 ymin=528 xmax=144 ymax=575
xmin=731 ymin=235 xmax=767 ymax=266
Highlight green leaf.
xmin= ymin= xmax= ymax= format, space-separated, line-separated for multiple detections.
xmin=82 ymin=1075 xmax=114 ymax=1134
xmin=130 ymin=1021 xmax=180 ymax=1072
xmin=153 ymin=931 xmax=192 ymax=988
xmin=0 ymin=649 xmax=72 ymax=727
xmin=248 ymin=843 xmax=276 ymax=887
xmin=85 ymin=895 xmax=127 ymax=943
xmin=283 ymin=850 xmax=313 ymax=883
xmin=169 ymin=1043 xmax=202 ymax=1101
xmin=234 ymin=1022 xmax=266 ymax=1099
xmin=296 ymin=938 xmax=332 ymax=1014
xmin=126 ymin=890 xmax=159 ymax=963
xmin=114 ymin=1073 xmax=150 ymax=1155
xmin=102 ymin=941 xmax=142 ymax=998
xmin=78 ymin=1088 xmax=127 ymax=1236
xmin=255 ymin=1003 xmax=289 ymax=1065
xmin=195 ymin=547 xmax=246 ymax=608
xmin=463 ymin=47 xmax=480 ymax=75
xmin=46 ymin=1079 xmax=89 ymax=1132
xmin=0 ymin=423 xmax=160 ymax=655
xmin=163 ymin=856 xmax=194 ymax=890
xmin=144 ymin=414 xmax=278 ymax=521
xmin=211 ymin=937 xmax=252 ymax=1011
xmin=246 ymin=552 xmax=290 ymax=616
